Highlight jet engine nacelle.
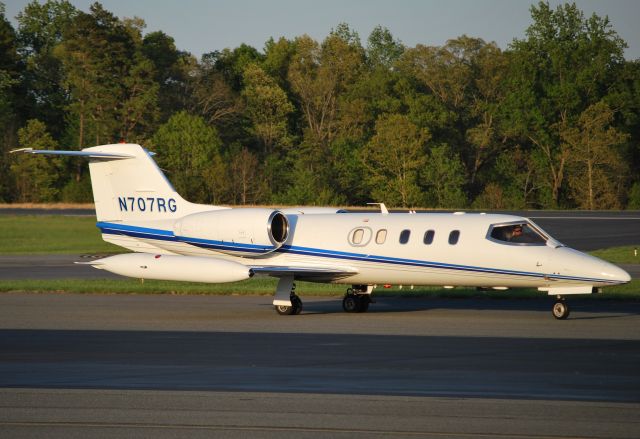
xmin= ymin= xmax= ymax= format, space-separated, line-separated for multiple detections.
xmin=90 ymin=253 xmax=252 ymax=283
xmin=173 ymin=208 xmax=289 ymax=257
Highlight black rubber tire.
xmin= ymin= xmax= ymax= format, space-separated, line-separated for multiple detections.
xmin=552 ymin=300 xmax=570 ymax=320
xmin=342 ymin=295 xmax=359 ymax=313
xmin=275 ymin=304 xmax=294 ymax=315
xmin=357 ymin=296 xmax=370 ymax=313
xmin=292 ymin=295 xmax=303 ymax=315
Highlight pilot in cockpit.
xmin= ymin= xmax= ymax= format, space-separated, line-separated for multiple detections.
xmin=505 ymin=225 xmax=523 ymax=242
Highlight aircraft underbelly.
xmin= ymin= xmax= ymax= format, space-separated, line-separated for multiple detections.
xmin=342 ymin=263 xmax=544 ymax=287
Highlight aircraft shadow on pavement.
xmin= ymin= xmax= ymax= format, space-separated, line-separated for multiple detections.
xmin=287 ymin=297 xmax=640 ymax=318
xmin=1 ymin=328 xmax=639 ymax=402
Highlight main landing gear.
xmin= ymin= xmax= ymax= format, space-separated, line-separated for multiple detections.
xmin=272 ymin=278 xmax=374 ymax=315
xmin=342 ymin=285 xmax=373 ymax=313
xmin=274 ymin=282 xmax=303 ymax=315
xmin=552 ymin=296 xmax=570 ymax=320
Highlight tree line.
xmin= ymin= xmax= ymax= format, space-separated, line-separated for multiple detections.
xmin=1 ymin=1 xmax=639 ymax=209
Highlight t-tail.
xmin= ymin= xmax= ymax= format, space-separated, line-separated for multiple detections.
xmin=12 ymin=143 xmax=225 ymax=222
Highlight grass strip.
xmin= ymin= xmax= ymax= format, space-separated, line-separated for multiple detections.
xmin=0 ymin=215 xmax=119 ymax=255
xmin=589 ymin=245 xmax=640 ymax=264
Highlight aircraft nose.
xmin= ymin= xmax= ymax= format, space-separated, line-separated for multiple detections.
xmin=553 ymin=248 xmax=631 ymax=285
xmin=604 ymin=263 xmax=631 ymax=284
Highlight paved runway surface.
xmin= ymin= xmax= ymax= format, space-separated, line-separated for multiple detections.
xmin=0 ymin=255 xmax=121 ymax=280
xmin=1 ymin=293 xmax=640 ymax=438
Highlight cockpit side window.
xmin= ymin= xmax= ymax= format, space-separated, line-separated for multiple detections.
xmin=488 ymin=223 xmax=547 ymax=246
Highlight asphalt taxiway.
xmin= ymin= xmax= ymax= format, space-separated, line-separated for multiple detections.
xmin=1 ymin=293 xmax=639 ymax=438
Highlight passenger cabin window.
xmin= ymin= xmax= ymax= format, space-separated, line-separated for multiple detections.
xmin=489 ymin=223 xmax=547 ymax=245
xmin=423 ymin=230 xmax=435 ymax=245
xmin=352 ymin=228 xmax=364 ymax=244
xmin=376 ymin=229 xmax=387 ymax=244
xmin=399 ymin=229 xmax=411 ymax=244
xmin=348 ymin=227 xmax=372 ymax=246
xmin=448 ymin=230 xmax=460 ymax=245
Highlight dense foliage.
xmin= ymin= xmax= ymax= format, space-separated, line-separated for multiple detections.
xmin=1 ymin=1 xmax=638 ymax=209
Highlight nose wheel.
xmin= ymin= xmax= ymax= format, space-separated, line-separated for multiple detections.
xmin=552 ymin=298 xmax=570 ymax=320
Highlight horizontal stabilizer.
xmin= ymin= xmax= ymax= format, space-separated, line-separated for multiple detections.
xmin=10 ymin=148 xmax=134 ymax=160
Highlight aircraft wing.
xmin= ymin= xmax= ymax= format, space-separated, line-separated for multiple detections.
xmin=249 ymin=265 xmax=357 ymax=282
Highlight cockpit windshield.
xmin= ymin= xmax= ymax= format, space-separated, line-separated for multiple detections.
xmin=488 ymin=222 xmax=548 ymax=246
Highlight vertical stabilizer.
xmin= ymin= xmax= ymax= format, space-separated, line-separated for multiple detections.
xmin=11 ymin=143 xmax=225 ymax=222
xmin=83 ymin=143 xmax=222 ymax=222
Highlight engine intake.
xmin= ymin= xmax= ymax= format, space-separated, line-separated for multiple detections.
xmin=174 ymin=208 xmax=289 ymax=257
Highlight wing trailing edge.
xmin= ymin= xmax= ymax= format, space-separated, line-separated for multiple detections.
xmin=250 ymin=265 xmax=357 ymax=282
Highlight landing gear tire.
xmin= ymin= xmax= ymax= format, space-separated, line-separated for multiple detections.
xmin=291 ymin=295 xmax=303 ymax=315
xmin=342 ymin=295 xmax=359 ymax=313
xmin=552 ymin=299 xmax=570 ymax=320
xmin=342 ymin=294 xmax=370 ymax=313
xmin=275 ymin=295 xmax=303 ymax=315
xmin=359 ymin=297 xmax=370 ymax=313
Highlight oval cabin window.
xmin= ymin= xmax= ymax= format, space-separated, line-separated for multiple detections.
xmin=376 ymin=229 xmax=387 ymax=244
xmin=348 ymin=227 xmax=372 ymax=246
xmin=423 ymin=230 xmax=434 ymax=245
xmin=352 ymin=228 xmax=364 ymax=244
xmin=448 ymin=230 xmax=460 ymax=245
xmin=399 ymin=229 xmax=411 ymax=244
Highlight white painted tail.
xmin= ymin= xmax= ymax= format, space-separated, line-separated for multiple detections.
xmin=13 ymin=143 xmax=224 ymax=222
xmin=86 ymin=143 xmax=228 ymax=222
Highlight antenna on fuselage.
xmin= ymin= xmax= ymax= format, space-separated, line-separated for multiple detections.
xmin=367 ymin=202 xmax=389 ymax=214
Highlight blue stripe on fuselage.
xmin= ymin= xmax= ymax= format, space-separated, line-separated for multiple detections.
xmin=95 ymin=222 xmax=619 ymax=284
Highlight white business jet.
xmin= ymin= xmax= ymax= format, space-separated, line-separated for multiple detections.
xmin=12 ymin=143 xmax=630 ymax=319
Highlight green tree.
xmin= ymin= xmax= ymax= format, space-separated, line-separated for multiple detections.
xmin=286 ymin=27 xmax=366 ymax=203
xmin=152 ymin=111 xmax=227 ymax=203
xmin=188 ymin=54 xmax=242 ymax=128
xmin=17 ymin=0 xmax=77 ymax=138
xmin=118 ymin=53 xmax=159 ymax=143
xmin=288 ymin=27 xmax=365 ymax=150
xmin=505 ymin=1 xmax=627 ymax=207
xmin=361 ymin=114 xmax=428 ymax=207
xmin=242 ymin=63 xmax=293 ymax=154
xmin=475 ymin=147 xmax=541 ymax=209
xmin=10 ymin=119 xmax=62 ymax=202
xmin=55 ymin=3 xmax=136 ymax=148
xmin=262 ymin=37 xmax=296 ymax=88
xmin=561 ymin=102 xmax=628 ymax=209
xmin=141 ymin=30 xmax=192 ymax=122
xmin=208 ymin=44 xmax=264 ymax=92
xmin=227 ymin=145 xmax=266 ymax=205
xmin=399 ymin=36 xmax=507 ymax=195
xmin=0 ymin=3 xmax=22 ymax=201
xmin=627 ymin=183 xmax=640 ymax=209
xmin=366 ymin=26 xmax=404 ymax=69
xmin=423 ymin=144 xmax=467 ymax=208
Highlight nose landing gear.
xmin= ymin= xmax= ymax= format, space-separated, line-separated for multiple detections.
xmin=552 ymin=296 xmax=570 ymax=320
